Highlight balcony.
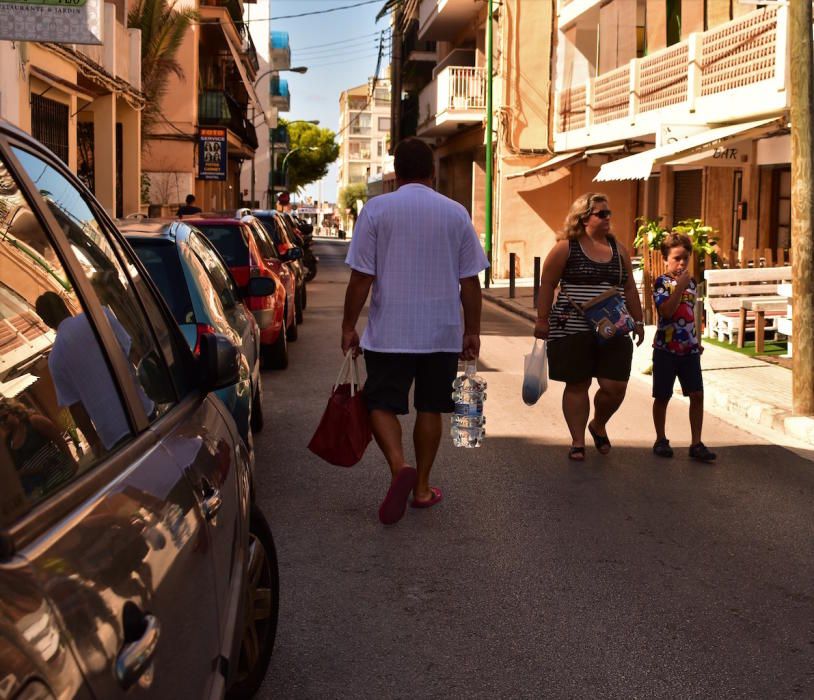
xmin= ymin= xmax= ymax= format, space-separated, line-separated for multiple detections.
xmin=269 ymin=76 xmax=290 ymax=112
xmin=270 ymin=30 xmax=291 ymax=71
xmin=554 ymin=5 xmax=789 ymax=151
xmin=270 ymin=125 xmax=289 ymax=149
xmin=557 ymin=0 xmax=600 ymax=30
xmin=199 ymin=90 xmax=257 ymax=148
xmin=418 ymin=0 xmax=480 ymax=41
xmin=416 ymin=66 xmax=486 ymax=136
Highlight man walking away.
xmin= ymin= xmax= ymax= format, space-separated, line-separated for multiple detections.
xmin=177 ymin=194 xmax=201 ymax=217
xmin=341 ymin=138 xmax=489 ymax=525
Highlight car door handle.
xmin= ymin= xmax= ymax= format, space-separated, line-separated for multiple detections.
xmin=116 ymin=613 xmax=160 ymax=690
xmin=201 ymin=484 xmax=223 ymax=521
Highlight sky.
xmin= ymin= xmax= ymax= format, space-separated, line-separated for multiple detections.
xmin=271 ymin=0 xmax=391 ymax=204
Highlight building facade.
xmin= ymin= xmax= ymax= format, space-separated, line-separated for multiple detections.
xmin=0 ymin=0 xmax=144 ymax=218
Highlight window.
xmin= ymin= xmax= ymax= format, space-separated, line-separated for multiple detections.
xmin=188 ymin=233 xmax=241 ymax=313
xmin=378 ymin=117 xmax=391 ymax=132
xmin=12 ymin=147 xmax=176 ymax=422
xmin=31 ymin=95 xmax=69 ymax=165
xmin=377 ymin=140 xmax=383 ymax=157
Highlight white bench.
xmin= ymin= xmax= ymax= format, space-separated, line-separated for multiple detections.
xmin=703 ymin=266 xmax=792 ymax=344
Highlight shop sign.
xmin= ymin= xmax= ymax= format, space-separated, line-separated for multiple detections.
xmin=0 ymin=0 xmax=102 ymax=44
xmin=198 ymin=127 xmax=227 ymax=181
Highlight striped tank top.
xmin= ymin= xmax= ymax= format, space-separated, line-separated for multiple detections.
xmin=549 ymin=237 xmax=628 ymax=340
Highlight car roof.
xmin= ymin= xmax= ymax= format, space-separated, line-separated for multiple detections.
xmin=115 ymin=218 xmax=194 ymax=241
xmin=183 ymin=216 xmax=245 ymax=226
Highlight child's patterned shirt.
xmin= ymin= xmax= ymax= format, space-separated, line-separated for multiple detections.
xmin=653 ymin=274 xmax=699 ymax=355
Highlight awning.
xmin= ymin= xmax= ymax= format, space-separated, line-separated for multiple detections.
xmin=506 ymin=150 xmax=585 ymax=180
xmin=594 ymin=118 xmax=782 ymax=182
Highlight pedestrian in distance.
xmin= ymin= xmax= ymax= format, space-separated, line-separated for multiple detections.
xmin=534 ymin=192 xmax=645 ymax=461
xmin=341 ymin=137 xmax=489 ymax=525
xmin=651 ymin=232 xmax=717 ymax=462
xmin=176 ymin=194 xmax=201 ymax=217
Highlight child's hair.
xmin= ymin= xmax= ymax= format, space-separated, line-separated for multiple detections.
xmin=660 ymin=232 xmax=692 ymax=259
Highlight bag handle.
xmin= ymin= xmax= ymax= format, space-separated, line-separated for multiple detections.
xmin=560 ymin=237 xmax=624 ymax=314
xmin=334 ymin=351 xmax=361 ymax=396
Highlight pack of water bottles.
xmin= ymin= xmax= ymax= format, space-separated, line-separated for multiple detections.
xmin=450 ymin=360 xmax=486 ymax=448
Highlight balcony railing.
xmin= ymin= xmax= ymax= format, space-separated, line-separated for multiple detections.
xmin=269 ymin=76 xmax=290 ymax=111
xmin=554 ymin=6 xmax=786 ymax=148
xmin=270 ymin=30 xmax=291 ymax=71
xmin=417 ymin=65 xmax=486 ymax=136
xmin=270 ymin=125 xmax=289 ymax=147
xmin=199 ymin=90 xmax=256 ymax=148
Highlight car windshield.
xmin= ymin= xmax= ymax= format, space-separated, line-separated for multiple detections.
xmin=129 ymin=240 xmax=196 ymax=324
xmin=193 ymin=224 xmax=249 ymax=266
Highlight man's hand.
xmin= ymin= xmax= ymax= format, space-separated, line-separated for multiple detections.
xmin=460 ymin=333 xmax=480 ymax=360
xmin=534 ymin=318 xmax=550 ymax=340
xmin=341 ymin=328 xmax=360 ymax=357
xmin=632 ymin=323 xmax=645 ymax=347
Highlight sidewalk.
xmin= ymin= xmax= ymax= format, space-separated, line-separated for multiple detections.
xmin=482 ymin=279 xmax=814 ymax=449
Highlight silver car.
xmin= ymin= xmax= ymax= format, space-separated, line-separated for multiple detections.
xmin=0 ymin=121 xmax=277 ymax=698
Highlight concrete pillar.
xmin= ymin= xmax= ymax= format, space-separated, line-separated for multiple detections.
xmin=68 ymin=94 xmax=78 ymax=173
xmin=93 ymin=93 xmax=117 ymax=215
xmin=119 ymin=98 xmax=141 ymax=216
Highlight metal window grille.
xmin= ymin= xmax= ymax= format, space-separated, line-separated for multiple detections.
xmin=31 ymin=95 xmax=69 ymax=164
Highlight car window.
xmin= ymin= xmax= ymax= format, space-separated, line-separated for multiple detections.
xmin=129 ymin=240 xmax=196 ymax=325
xmin=256 ymin=215 xmax=283 ymax=246
xmin=177 ymin=240 xmax=230 ymax=333
xmin=193 ymin=224 xmax=249 ymax=267
xmin=12 ymin=147 xmax=177 ymax=421
xmin=188 ymin=233 xmax=240 ymax=312
xmin=0 ymin=155 xmax=136 ymax=526
xmin=247 ymin=220 xmax=279 ymax=260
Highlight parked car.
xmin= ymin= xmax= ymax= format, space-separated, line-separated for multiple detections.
xmin=281 ymin=212 xmax=318 ymax=283
xmin=118 ymin=219 xmax=267 ymax=443
xmin=186 ymin=217 xmax=294 ymax=368
xmin=0 ymin=121 xmax=277 ymax=699
xmin=252 ymin=210 xmax=314 ymax=303
xmin=242 ymin=213 xmax=307 ymax=324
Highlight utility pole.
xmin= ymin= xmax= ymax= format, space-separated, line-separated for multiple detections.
xmin=790 ymin=0 xmax=814 ymax=414
xmin=484 ymin=0 xmax=493 ymax=288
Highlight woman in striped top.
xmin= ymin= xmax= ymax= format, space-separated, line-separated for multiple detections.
xmin=534 ymin=193 xmax=645 ymax=461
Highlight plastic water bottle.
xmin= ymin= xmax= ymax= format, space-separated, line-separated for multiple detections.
xmin=451 ymin=361 xmax=486 ymax=448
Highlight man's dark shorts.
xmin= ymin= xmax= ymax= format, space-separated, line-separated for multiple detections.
xmin=363 ymin=351 xmax=459 ymax=414
xmin=652 ymin=348 xmax=703 ymax=399
xmin=547 ymin=331 xmax=633 ymax=384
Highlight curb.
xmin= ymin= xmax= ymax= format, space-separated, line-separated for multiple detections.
xmin=483 ymin=291 xmax=814 ymax=449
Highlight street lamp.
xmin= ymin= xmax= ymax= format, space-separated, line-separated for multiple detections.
xmin=276 ymin=146 xmax=319 ymax=204
xmin=270 ymin=120 xmax=320 ymax=205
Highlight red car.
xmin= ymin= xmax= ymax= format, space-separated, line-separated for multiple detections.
xmin=187 ymin=217 xmax=295 ymax=369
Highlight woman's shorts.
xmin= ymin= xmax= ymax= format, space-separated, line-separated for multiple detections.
xmin=547 ymin=331 xmax=633 ymax=384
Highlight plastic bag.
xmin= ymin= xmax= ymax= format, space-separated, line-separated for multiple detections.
xmin=522 ymin=339 xmax=548 ymax=406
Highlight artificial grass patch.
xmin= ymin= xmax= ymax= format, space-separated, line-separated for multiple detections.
xmin=704 ymin=335 xmax=788 ymax=358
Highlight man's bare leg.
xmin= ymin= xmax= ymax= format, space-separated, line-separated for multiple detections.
xmin=370 ymin=409 xmax=408 ymax=477
xmin=413 ymin=411 xmax=442 ymax=501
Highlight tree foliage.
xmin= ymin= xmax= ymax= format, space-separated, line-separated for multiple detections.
xmin=283 ymin=120 xmax=340 ymax=192
xmin=338 ymin=183 xmax=368 ymax=220
xmin=128 ymin=0 xmax=198 ymax=137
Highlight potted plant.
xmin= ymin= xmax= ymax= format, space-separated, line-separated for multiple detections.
xmin=634 ymin=216 xmax=668 ymax=252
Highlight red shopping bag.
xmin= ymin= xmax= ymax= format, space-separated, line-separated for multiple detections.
xmin=308 ymin=352 xmax=372 ymax=467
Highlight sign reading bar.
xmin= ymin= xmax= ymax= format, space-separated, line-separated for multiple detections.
xmin=0 ymin=0 xmax=102 ymax=44
xmin=198 ymin=128 xmax=227 ymax=181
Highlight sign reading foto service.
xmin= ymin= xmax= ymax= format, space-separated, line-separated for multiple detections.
xmin=0 ymin=0 xmax=102 ymax=44
xmin=198 ymin=128 xmax=227 ymax=181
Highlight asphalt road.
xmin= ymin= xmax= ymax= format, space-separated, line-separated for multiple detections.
xmin=255 ymin=239 xmax=814 ymax=699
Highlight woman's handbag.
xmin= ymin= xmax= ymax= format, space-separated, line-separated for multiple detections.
xmin=522 ymin=339 xmax=548 ymax=405
xmin=307 ymin=351 xmax=372 ymax=467
xmin=562 ymin=245 xmax=635 ymax=342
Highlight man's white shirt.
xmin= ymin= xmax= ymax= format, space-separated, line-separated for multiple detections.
xmin=345 ymin=183 xmax=489 ymax=353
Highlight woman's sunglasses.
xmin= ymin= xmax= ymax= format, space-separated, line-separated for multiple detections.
xmin=589 ymin=210 xmax=612 ymax=220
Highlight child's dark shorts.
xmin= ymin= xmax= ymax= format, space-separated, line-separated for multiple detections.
xmin=652 ymin=348 xmax=703 ymax=399
xmin=363 ymin=350 xmax=459 ymax=415
xmin=547 ymin=331 xmax=633 ymax=384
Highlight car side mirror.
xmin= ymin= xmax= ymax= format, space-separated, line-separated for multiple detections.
xmin=246 ymin=276 xmax=276 ymax=297
xmin=198 ymin=333 xmax=240 ymax=391
xmin=283 ymin=248 xmax=303 ymax=262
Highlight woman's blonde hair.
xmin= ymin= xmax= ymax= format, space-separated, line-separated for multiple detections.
xmin=559 ymin=192 xmax=610 ymax=241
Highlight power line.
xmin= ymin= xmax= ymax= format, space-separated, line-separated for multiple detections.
xmin=292 ymin=31 xmax=379 ymax=52
xmin=306 ymin=52 xmax=382 ymax=68
xmin=294 ymin=37 xmax=389 ymax=56
xmin=295 ymin=42 xmax=388 ymax=60
xmin=272 ymin=0 xmax=381 ymax=20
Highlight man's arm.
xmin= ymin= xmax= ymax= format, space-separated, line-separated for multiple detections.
xmin=341 ymin=270 xmax=375 ymax=356
xmin=460 ymin=275 xmax=482 ymax=360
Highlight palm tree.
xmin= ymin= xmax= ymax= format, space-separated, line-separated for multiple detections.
xmin=128 ymin=0 xmax=198 ymax=137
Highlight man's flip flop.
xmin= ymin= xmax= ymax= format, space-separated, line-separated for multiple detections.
xmin=378 ymin=467 xmax=418 ymax=525
xmin=588 ymin=423 xmax=611 ymax=455
xmin=411 ymin=487 xmax=443 ymax=509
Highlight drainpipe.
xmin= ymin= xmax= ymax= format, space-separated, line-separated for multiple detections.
xmin=484 ymin=0 xmax=494 ymax=287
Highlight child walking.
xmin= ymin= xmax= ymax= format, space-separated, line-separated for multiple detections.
xmin=651 ymin=232 xmax=716 ymax=462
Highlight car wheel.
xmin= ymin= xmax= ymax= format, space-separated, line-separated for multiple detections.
xmin=262 ymin=325 xmax=288 ymax=370
xmin=301 ymin=283 xmax=307 ymax=311
xmin=295 ymin=287 xmax=304 ymax=325
xmin=226 ymin=504 xmax=279 ymax=700
xmin=286 ymin=316 xmax=298 ymax=341
xmin=250 ymin=380 xmax=264 ymax=433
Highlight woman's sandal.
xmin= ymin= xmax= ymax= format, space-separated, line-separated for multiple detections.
xmin=568 ymin=446 xmax=585 ymax=461
xmin=588 ymin=422 xmax=611 ymax=455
